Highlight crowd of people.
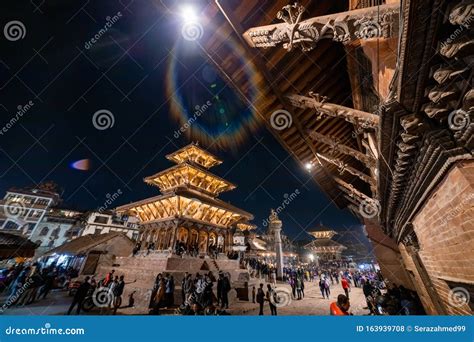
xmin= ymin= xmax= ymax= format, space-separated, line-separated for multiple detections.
xmin=162 ymin=271 xmax=232 ymax=315
xmin=0 ymin=254 xmax=426 ymax=317
xmin=0 ymin=262 xmax=76 ymax=311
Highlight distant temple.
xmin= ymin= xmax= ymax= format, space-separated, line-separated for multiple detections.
xmin=116 ymin=143 xmax=254 ymax=255
xmin=305 ymin=225 xmax=347 ymax=262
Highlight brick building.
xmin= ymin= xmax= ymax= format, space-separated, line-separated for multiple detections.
xmin=182 ymin=0 xmax=473 ymax=315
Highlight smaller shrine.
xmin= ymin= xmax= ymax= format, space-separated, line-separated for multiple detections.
xmin=305 ymin=225 xmax=347 ymax=262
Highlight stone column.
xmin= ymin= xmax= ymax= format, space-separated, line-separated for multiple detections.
xmin=269 ymin=209 xmax=284 ymax=280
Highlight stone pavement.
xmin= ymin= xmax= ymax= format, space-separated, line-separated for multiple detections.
xmin=0 ymin=280 xmax=370 ymax=316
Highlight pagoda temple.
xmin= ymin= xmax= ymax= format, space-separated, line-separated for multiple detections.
xmin=116 ymin=144 xmax=254 ymax=255
xmin=305 ymin=225 xmax=347 ymax=261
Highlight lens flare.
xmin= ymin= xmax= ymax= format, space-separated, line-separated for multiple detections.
xmin=166 ymin=22 xmax=262 ymax=149
xmin=70 ymin=159 xmax=91 ymax=171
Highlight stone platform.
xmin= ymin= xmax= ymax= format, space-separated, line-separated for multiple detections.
xmin=95 ymin=252 xmax=250 ymax=310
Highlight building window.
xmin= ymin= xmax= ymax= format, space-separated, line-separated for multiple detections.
xmin=50 ymin=228 xmax=60 ymax=238
xmin=39 ymin=227 xmax=49 ymax=236
xmin=4 ymin=221 xmax=19 ymax=230
xmin=35 ymin=199 xmax=50 ymax=206
xmin=94 ymin=216 xmax=109 ymax=224
xmin=26 ymin=223 xmax=35 ymax=232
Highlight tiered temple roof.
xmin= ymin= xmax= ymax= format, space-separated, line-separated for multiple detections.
xmin=116 ymin=144 xmax=253 ymax=230
xmin=305 ymin=225 xmax=346 ymax=257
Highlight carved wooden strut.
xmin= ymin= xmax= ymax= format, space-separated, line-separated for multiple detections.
xmin=243 ymin=3 xmax=400 ymax=52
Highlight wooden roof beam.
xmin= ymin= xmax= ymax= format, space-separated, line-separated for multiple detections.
xmin=287 ymin=93 xmax=379 ymax=129
xmin=309 ymin=130 xmax=376 ymax=168
xmin=243 ymin=3 xmax=400 ymax=52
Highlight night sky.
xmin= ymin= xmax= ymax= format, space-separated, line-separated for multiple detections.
xmin=0 ymin=0 xmax=364 ymax=244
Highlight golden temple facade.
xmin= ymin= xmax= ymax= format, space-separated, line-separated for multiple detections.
xmin=116 ymin=144 xmax=254 ymax=255
xmin=305 ymin=225 xmax=347 ymax=261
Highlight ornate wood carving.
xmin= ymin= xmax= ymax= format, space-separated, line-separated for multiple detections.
xmin=286 ymin=93 xmax=379 ymax=129
xmin=243 ymin=3 xmax=400 ymax=52
xmin=308 ymin=130 xmax=376 ymax=168
xmin=315 ymin=152 xmax=375 ymax=186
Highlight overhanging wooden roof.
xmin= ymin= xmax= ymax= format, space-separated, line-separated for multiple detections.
xmin=164 ymin=0 xmax=375 ymax=210
xmin=0 ymin=232 xmax=37 ymax=259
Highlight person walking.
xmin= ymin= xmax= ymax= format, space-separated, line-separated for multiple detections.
xmin=256 ymin=283 xmax=265 ymax=315
xmin=266 ymin=284 xmax=277 ymax=316
xmin=67 ymin=276 xmax=91 ymax=315
xmin=341 ymin=277 xmax=350 ymax=298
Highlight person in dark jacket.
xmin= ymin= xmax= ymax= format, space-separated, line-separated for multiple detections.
xmin=256 ymin=283 xmax=265 ymax=315
xmin=165 ymin=275 xmax=175 ymax=307
xmin=217 ymin=272 xmax=231 ymax=309
xmin=67 ymin=276 xmax=91 ymax=315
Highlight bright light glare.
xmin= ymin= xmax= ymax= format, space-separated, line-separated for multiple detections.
xmin=180 ymin=5 xmax=198 ymax=22
xmin=305 ymin=162 xmax=313 ymax=170
xmin=308 ymin=254 xmax=314 ymax=261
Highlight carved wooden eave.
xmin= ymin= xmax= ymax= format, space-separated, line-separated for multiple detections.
xmin=166 ymin=143 xmax=223 ymax=169
xmin=243 ymin=3 xmax=400 ymax=52
xmin=116 ymin=193 xmax=249 ymax=230
xmin=308 ymin=130 xmax=376 ymax=168
xmin=378 ymin=0 xmax=474 ymax=242
xmin=314 ymin=151 xmax=375 ymax=187
xmin=286 ymin=93 xmax=379 ymax=130
xmin=144 ymin=162 xmax=236 ymax=197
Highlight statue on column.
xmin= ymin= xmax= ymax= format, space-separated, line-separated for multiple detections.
xmin=268 ymin=209 xmax=284 ymax=280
